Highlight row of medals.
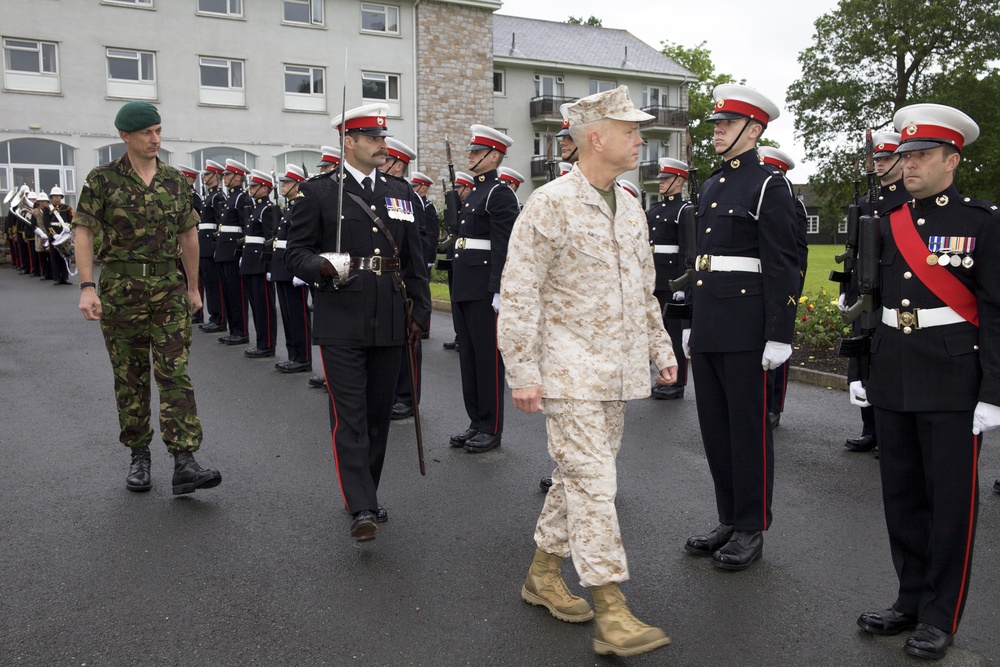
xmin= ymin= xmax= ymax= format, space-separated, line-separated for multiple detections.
xmin=927 ymin=250 xmax=974 ymax=268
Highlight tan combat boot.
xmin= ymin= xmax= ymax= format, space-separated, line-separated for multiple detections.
xmin=521 ymin=548 xmax=595 ymax=622
xmin=589 ymin=583 xmax=671 ymax=656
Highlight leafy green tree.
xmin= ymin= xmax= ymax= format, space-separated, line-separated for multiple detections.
xmin=788 ymin=0 xmax=1000 ymax=209
xmin=566 ymin=16 xmax=602 ymax=27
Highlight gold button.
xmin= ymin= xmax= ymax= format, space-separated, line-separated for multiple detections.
xmin=901 ymin=299 xmax=910 ymax=306
xmin=696 ymin=280 xmax=703 ymax=286
xmin=374 ymin=248 xmax=381 ymax=255
xmin=903 ymin=326 xmax=912 ymax=334
xmin=903 ymin=271 xmax=912 ymax=279
xmin=974 ymin=344 xmax=980 ymax=351
xmin=917 ymin=218 xmax=925 ymax=225
xmin=728 ymin=209 xmax=734 ymax=214
xmin=371 ymin=205 xmax=376 ymax=211
xmin=711 ymin=202 xmax=717 ymax=208
xmin=372 ymin=227 xmax=378 ymax=233
xmin=706 ymin=227 xmax=712 ymax=233
xmin=741 ymin=289 xmax=746 ymax=294
xmin=720 ymin=177 xmax=726 ymax=183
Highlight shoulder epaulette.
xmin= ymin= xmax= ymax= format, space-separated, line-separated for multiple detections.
xmin=959 ymin=196 xmax=999 ymax=213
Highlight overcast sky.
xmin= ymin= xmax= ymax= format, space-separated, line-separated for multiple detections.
xmin=496 ymin=0 xmax=842 ymax=182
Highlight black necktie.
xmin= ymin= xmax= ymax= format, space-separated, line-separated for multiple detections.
xmin=362 ymin=176 xmax=372 ymax=198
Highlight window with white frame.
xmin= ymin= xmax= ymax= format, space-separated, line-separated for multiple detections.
xmin=361 ymin=71 xmax=399 ymax=116
xmin=808 ymin=215 xmax=821 ymax=234
xmin=198 ymin=0 xmax=242 ymax=18
xmin=493 ymin=71 xmax=505 ymax=96
xmin=284 ymin=64 xmax=325 ymax=112
xmin=103 ymin=0 xmax=153 ymax=6
xmin=361 ymin=3 xmax=399 ymax=35
xmin=590 ymin=79 xmax=615 ymax=95
xmin=837 ymin=216 xmax=847 ymax=234
xmin=199 ymin=56 xmax=245 ymax=106
xmin=283 ymin=0 xmax=323 ymax=25
xmin=642 ymin=85 xmax=668 ymax=107
xmin=3 ymin=38 xmax=59 ymax=93
xmin=106 ymin=48 xmax=156 ymax=99
xmin=533 ymin=132 xmax=554 ymax=158
xmin=533 ymin=74 xmax=563 ymax=98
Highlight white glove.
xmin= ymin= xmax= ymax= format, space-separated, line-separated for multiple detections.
xmin=672 ymin=290 xmax=686 ymax=302
xmin=761 ymin=341 xmax=792 ymax=370
xmin=266 ymin=272 xmax=272 ymax=282
xmin=292 ymin=276 xmax=306 ymax=287
xmin=239 ymin=256 xmax=243 ymax=269
xmin=427 ymin=263 xmax=434 ymax=270
xmin=837 ymin=292 xmax=847 ymax=313
xmin=491 ymin=292 xmax=500 ymax=313
xmin=34 ymin=228 xmax=47 ymax=240
xmin=973 ymin=401 xmax=1000 ymax=435
xmin=849 ymin=380 xmax=870 ymax=408
xmin=682 ymin=328 xmax=691 ymax=359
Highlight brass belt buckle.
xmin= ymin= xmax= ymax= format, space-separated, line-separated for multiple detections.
xmin=456 ymin=237 xmax=466 ymax=250
xmin=370 ymin=255 xmax=382 ymax=276
xmin=696 ymin=254 xmax=711 ymax=271
xmin=142 ymin=263 xmax=151 ymax=277
xmin=895 ymin=308 xmax=920 ymax=329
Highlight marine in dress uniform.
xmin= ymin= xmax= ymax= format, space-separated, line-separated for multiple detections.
xmin=852 ymin=104 xmax=1000 ymax=661
xmin=557 ymin=102 xmax=579 ymax=164
xmin=45 ymin=185 xmax=74 ymax=285
xmin=448 ymin=125 xmax=520 ymax=453
xmin=33 ymin=191 xmax=53 ymax=280
xmin=271 ymin=164 xmax=312 ymax=373
xmin=842 ymin=132 xmax=909 ymax=454
xmin=240 ymin=169 xmax=279 ymax=358
xmin=283 ymin=104 xmax=431 ymax=543
xmin=175 ymin=165 xmax=203 ymax=321
xmin=756 ymin=147 xmax=809 ymax=428
xmin=196 ymin=160 xmax=228 ymax=333
xmin=498 ymin=166 xmax=526 ymax=197
xmin=215 ymin=159 xmax=252 ymax=344
xmin=647 ymin=157 xmax=692 ymax=400
xmin=306 ymin=147 xmax=342 ymax=388
xmin=439 ymin=171 xmax=473 ymax=352
xmin=684 ymin=84 xmax=800 ymax=571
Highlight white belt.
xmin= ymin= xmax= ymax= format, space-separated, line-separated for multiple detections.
xmin=455 ymin=238 xmax=491 ymax=251
xmin=219 ymin=225 xmax=242 ymax=233
xmin=695 ymin=254 xmax=762 ymax=273
xmin=653 ymin=244 xmax=680 ymax=254
xmin=244 ymin=235 xmax=265 ymax=244
xmin=275 ymin=240 xmax=287 ymax=249
xmin=881 ymin=306 xmax=966 ymax=330
xmin=198 ymin=223 xmax=216 ymax=230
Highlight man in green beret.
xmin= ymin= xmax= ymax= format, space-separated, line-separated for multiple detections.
xmin=73 ymin=100 xmax=222 ymax=495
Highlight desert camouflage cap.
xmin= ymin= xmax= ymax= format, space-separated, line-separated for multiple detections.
xmin=567 ymin=86 xmax=653 ymax=126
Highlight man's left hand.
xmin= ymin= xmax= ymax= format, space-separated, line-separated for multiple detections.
xmin=762 ymin=341 xmax=792 ymax=370
xmin=407 ymin=321 xmax=423 ymax=348
xmin=973 ymin=401 xmax=1000 ymax=435
xmin=512 ymin=385 xmax=543 ymax=414
xmin=654 ymin=365 xmax=678 ymax=385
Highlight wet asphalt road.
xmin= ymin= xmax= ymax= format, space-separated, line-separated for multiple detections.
xmin=1 ymin=266 xmax=998 ymax=667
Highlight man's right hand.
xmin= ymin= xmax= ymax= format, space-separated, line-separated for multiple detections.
xmin=319 ymin=257 xmax=339 ymax=278
xmin=79 ymin=289 xmax=102 ymax=321
xmin=512 ymin=385 xmax=543 ymax=414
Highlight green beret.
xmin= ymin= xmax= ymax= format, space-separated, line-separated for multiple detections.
xmin=114 ymin=101 xmax=161 ymax=132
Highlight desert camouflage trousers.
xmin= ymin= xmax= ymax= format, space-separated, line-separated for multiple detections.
xmin=98 ymin=269 xmax=202 ymax=453
xmin=534 ymin=399 xmax=629 ymax=587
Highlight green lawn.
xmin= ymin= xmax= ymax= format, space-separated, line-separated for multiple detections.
xmin=427 ymin=244 xmax=847 ymax=304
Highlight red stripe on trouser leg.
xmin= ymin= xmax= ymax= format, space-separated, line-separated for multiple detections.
xmin=320 ymin=347 xmax=349 ymax=511
xmin=952 ymin=433 xmax=980 ymax=633
xmin=761 ymin=369 xmax=769 ymax=530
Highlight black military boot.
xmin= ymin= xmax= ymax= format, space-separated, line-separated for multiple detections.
xmin=126 ymin=446 xmax=152 ymax=492
xmin=171 ymin=451 xmax=222 ymax=495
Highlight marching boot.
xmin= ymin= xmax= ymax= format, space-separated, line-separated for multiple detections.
xmin=589 ymin=584 xmax=670 ymax=657
xmin=126 ymin=446 xmax=152 ymax=492
xmin=520 ymin=548 xmax=594 ymax=622
xmin=171 ymin=451 xmax=222 ymax=495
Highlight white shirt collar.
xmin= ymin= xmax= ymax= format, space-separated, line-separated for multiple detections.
xmin=341 ymin=160 xmax=377 ymax=188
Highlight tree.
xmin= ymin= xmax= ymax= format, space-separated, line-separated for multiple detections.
xmin=787 ymin=0 xmax=1000 ymax=209
xmin=566 ymin=16 xmax=602 ymax=27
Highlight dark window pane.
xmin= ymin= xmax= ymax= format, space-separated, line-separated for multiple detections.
xmin=8 ymin=48 xmax=39 ymax=73
xmin=284 ymin=1 xmax=309 ymax=22
xmin=201 ymin=64 xmax=229 ymax=87
xmin=10 ymin=138 xmax=64 ymax=165
xmin=109 ymin=56 xmax=139 ymax=81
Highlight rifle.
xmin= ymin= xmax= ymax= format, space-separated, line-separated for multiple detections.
xmin=667 ymin=132 xmax=700 ymax=295
xmin=400 ymin=283 xmax=426 ymax=476
xmin=829 ymin=153 xmax=862 ymax=288
xmin=442 ymin=137 xmax=461 ymax=238
xmin=834 ymin=128 xmax=881 ymax=382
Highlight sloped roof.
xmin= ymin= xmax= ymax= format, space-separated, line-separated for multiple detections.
xmin=493 ymin=15 xmax=694 ymax=79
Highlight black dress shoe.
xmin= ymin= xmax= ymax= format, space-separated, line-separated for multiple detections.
xmin=442 ymin=338 xmax=458 ymax=350
xmin=421 ymin=331 xmax=429 ymax=340
xmin=845 ymin=434 xmax=877 ymax=452
xmin=685 ymin=524 xmax=734 ymax=556
xmin=351 ymin=510 xmax=378 ymax=542
xmin=904 ymin=623 xmax=953 ymax=660
xmin=192 ymin=315 xmax=204 ymax=324
xmin=711 ymin=530 xmax=763 ymax=570
xmin=244 ymin=347 xmax=275 ymax=358
xmin=540 ymin=475 xmax=552 ymax=492
xmin=768 ymin=412 xmax=781 ymax=429
xmin=391 ymin=402 xmax=414 ymax=420
xmin=376 ymin=506 xmax=388 ymax=523
xmin=171 ymin=451 xmax=222 ymax=495
xmin=201 ymin=322 xmax=226 ymax=333
xmin=652 ymin=384 xmax=685 ymax=400
xmin=856 ymin=608 xmax=918 ymax=636
xmin=308 ymin=374 xmax=326 ymax=388
xmin=126 ymin=446 xmax=152 ymax=492
xmin=219 ymin=335 xmax=249 ymax=345
xmin=275 ymin=360 xmax=292 ymax=370
xmin=465 ymin=432 xmax=501 ymax=453
xmin=281 ymin=361 xmax=312 ymax=374
xmin=994 ymin=478 xmax=1000 ymax=493
xmin=449 ymin=428 xmax=477 ymax=448
xmin=873 ymin=445 xmax=880 ymax=459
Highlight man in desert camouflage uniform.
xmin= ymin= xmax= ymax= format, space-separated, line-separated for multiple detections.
xmin=74 ymin=100 xmax=222 ymax=496
xmin=498 ymin=86 xmax=677 ymax=658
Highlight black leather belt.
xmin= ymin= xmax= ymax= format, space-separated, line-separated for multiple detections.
xmin=350 ymin=255 xmax=399 ymax=275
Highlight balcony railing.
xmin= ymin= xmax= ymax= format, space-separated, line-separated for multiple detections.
xmin=530 ymin=156 xmax=556 ymax=179
xmin=639 ymin=161 xmax=661 ymax=182
xmin=639 ymin=105 xmax=688 ymax=130
xmin=529 ymin=95 xmax=577 ymax=121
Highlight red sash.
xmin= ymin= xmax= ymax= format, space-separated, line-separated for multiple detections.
xmin=889 ymin=206 xmax=978 ymax=326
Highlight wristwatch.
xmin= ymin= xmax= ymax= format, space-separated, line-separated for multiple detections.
xmin=80 ymin=281 xmax=96 ymax=290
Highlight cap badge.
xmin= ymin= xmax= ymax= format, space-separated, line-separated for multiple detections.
xmin=877 ymin=143 xmax=885 ymax=150
xmin=906 ymin=123 xmax=918 ymax=136
xmin=377 ymin=117 xmax=385 ymax=126
xmin=715 ymin=99 xmax=725 ymax=110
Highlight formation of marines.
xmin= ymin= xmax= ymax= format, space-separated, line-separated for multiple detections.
xmin=3 ymin=81 xmax=999 ymax=661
